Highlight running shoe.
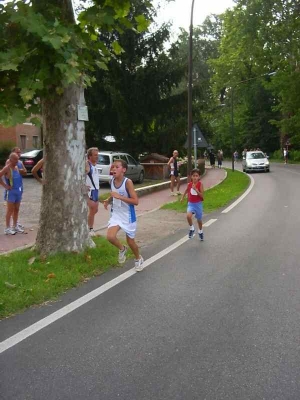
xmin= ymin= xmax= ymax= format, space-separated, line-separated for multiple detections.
xmin=188 ymin=229 xmax=195 ymax=239
xmin=4 ymin=227 xmax=16 ymax=235
xmin=118 ymin=246 xmax=128 ymax=263
xmin=199 ymin=232 xmax=204 ymax=241
xmin=134 ymin=256 xmax=144 ymax=272
xmin=16 ymin=222 xmax=24 ymax=229
xmin=89 ymin=229 xmax=96 ymax=237
xmin=15 ymin=225 xmax=25 ymax=233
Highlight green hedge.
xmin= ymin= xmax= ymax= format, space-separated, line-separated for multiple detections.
xmin=271 ymin=149 xmax=300 ymax=161
xmin=179 ymin=159 xmax=205 ymax=177
xmin=0 ymin=141 xmax=15 ymax=168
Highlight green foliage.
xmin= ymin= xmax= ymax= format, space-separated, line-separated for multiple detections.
xmin=0 ymin=140 xmax=15 ymax=167
xmin=0 ymin=0 xmax=152 ymax=127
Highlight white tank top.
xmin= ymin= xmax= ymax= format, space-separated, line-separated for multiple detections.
xmin=110 ymin=177 xmax=136 ymax=224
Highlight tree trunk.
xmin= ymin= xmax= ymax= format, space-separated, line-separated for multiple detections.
xmin=36 ymin=85 xmax=95 ymax=254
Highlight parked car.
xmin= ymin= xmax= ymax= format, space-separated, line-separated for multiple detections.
xmin=20 ymin=149 xmax=43 ymax=173
xmin=96 ymin=151 xmax=144 ymax=183
xmin=242 ymin=151 xmax=270 ymax=173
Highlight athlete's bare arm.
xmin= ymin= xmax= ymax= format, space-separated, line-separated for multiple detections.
xmin=0 ymin=165 xmax=12 ymax=189
xmin=32 ymin=158 xmax=44 ymax=184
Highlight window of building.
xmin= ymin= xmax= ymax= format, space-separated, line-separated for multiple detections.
xmin=20 ymin=135 xmax=26 ymax=150
xmin=32 ymin=136 xmax=39 ymax=148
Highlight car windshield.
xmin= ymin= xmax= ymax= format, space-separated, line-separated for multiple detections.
xmin=21 ymin=150 xmax=40 ymax=157
xmin=98 ymin=154 xmax=110 ymax=165
xmin=247 ymin=152 xmax=265 ymax=159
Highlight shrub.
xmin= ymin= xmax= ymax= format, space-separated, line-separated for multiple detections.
xmin=271 ymin=149 xmax=282 ymax=160
xmin=179 ymin=159 xmax=205 ymax=177
xmin=0 ymin=141 xmax=15 ymax=168
xmin=289 ymin=150 xmax=300 ymax=161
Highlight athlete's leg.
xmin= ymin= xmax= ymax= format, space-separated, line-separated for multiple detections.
xmin=6 ymin=202 xmax=14 ymax=228
xmin=126 ymin=236 xmax=140 ymax=259
xmin=186 ymin=211 xmax=193 ymax=226
xmin=87 ymin=198 xmax=99 ymax=229
xmin=176 ymin=176 xmax=181 ymax=192
xmin=170 ymin=175 xmax=176 ymax=193
xmin=107 ymin=225 xmax=123 ymax=250
xmin=12 ymin=202 xmax=20 ymax=227
xmin=197 ymin=219 xmax=203 ymax=230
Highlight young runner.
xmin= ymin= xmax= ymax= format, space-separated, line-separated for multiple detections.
xmin=181 ymin=168 xmax=204 ymax=240
xmin=103 ymin=159 xmax=144 ymax=271
xmin=168 ymin=150 xmax=181 ymax=195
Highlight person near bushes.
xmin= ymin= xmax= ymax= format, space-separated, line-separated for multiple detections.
xmin=209 ymin=151 xmax=216 ymax=168
xmin=0 ymin=152 xmax=25 ymax=235
xmin=283 ymin=148 xmax=288 ymax=164
xmin=181 ymin=168 xmax=204 ymax=241
xmin=32 ymin=158 xmax=45 ymax=184
xmin=217 ymin=150 xmax=223 ymax=168
xmin=168 ymin=150 xmax=181 ymax=195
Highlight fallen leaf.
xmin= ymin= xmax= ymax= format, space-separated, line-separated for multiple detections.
xmin=85 ymin=254 xmax=92 ymax=263
xmin=28 ymin=256 xmax=36 ymax=265
xmin=5 ymin=282 xmax=16 ymax=289
xmin=47 ymin=273 xmax=56 ymax=279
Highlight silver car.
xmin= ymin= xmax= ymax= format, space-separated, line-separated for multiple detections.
xmin=242 ymin=151 xmax=270 ymax=173
xmin=96 ymin=151 xmax=145 ymax=183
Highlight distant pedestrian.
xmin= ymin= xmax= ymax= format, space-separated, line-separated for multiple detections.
xmin=283 ymin=148 xmax=288 ymax=164
xmin=86 ymin=147 xmax=100 ymax=236
xmin=234 ymin=151 xmax=238 ymax=163
xmin=103 ymin=159 xmax=144 ymax=271
xmin=242 ymin=148 xmax=247 ymax=159
xmin=168 ymin=150 xmax=181 ymax=196
xmin=209 ymin=151 xmax=215 ymax=168
xmin=0 ymin=153 xmax=25 ymax=234
xmin=217 ymin=150 xmax=223 ymax=168
xmin=181 ymin=168 xmax=204 ymax=240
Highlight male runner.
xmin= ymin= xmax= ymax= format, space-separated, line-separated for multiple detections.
xmin=86 ymin=147 xmax=100 ymax=236
xmin=168 ymin=150 xmax=181 ymax=195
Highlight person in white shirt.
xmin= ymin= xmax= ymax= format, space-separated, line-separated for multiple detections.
xmin=85 ymin=147 xmax=100 ymax=236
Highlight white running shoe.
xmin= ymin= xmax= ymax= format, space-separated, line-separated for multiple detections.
xmin=16 ymin=222 xmax=24 ymax=229
xmin=14 ymin=225 xmax=25 ymax=233
xmin=118 ymin=246 xmax=128 ymax=263
xmin=89 ymin=229 xmax=96 ymax=237
xmin=4 ymin=227 xmax=16 ymax=235
xmin=135 ymin=256 xmax=144 ymax=272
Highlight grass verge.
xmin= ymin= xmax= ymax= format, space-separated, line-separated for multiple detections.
xmin=162 ymin=169 xmax=250 ymax=214
xmin=0 ymin=236 xmax=132 ymax=319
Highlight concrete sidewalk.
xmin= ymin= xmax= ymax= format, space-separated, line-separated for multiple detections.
xmin=0 ymin=167 xmax=226 ymax=254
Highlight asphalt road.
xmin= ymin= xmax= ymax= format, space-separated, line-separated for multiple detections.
xmin=1 ymin=162 xmax=300 ymax=400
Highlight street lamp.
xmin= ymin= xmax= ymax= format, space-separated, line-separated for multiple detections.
xmin=230 ymin=72 xmax=276 ymax=172
xmin=187 ymin=0 xmax=196 ymax=177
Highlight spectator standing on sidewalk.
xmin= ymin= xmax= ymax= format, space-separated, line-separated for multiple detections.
xmin=86 ymin=147 xmax=100 ymax=236
xmin=103 ymin=159 xmax=144 ymax=271
xmin=4 ymin=147 xmax=26 ymax=230
xmin=0 ymin=153 xmax=25 ymax=234
xmin=181 ymin=168 xmax=204 ymax=241
xmin=168 ymin=150 xmax=181 ymax=196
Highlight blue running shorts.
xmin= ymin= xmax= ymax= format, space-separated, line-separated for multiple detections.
xmin=7 ymin=189 xmax=22 ymax=204
xmin=187 ymin=202 xmax=203 ymax=220
xmin=89 ymin=189 xmax=99 ymax=202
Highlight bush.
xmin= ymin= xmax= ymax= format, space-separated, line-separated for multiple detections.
xmin=289 ymin=150 xmax=300 ymax=161
xmin=179 ymin=159 xmax=205 ymax=177
xmin=271 ymin=149 xmax=282 ymax=160
xmin=0 ymin=141 xmax=15 ymax=168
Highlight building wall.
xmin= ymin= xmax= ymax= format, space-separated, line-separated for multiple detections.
xmin=0 ymin=125 xmax=17 ymax=145
xmin=15 ymin=123 xmax=41 ymax=150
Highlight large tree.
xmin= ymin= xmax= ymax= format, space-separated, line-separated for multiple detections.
xmin=0 ymin=0 xmax=150 ymax=254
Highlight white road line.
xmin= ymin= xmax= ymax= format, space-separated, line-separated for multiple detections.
xmin=203 ymin=219 xmax=217 ymax=227
xmin=222 ymin=174 xmax=255 ymax=214
xmin=0 ymin=235 xmax=190 ymax=355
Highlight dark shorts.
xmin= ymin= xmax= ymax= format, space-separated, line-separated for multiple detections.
xmin=89 ymin=189 xmax=99 ymax=202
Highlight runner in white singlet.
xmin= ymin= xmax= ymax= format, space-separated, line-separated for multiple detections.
xmin=103 ymin=159 xmax=144 ymax=272
xmin=85 ymin=147 xmax=100 ymax=236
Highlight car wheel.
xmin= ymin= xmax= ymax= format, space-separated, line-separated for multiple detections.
xmin=138 ymin=171 xmax=144 ymax=184
xmin=266 ymin=168 xmax=270 ymax=172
